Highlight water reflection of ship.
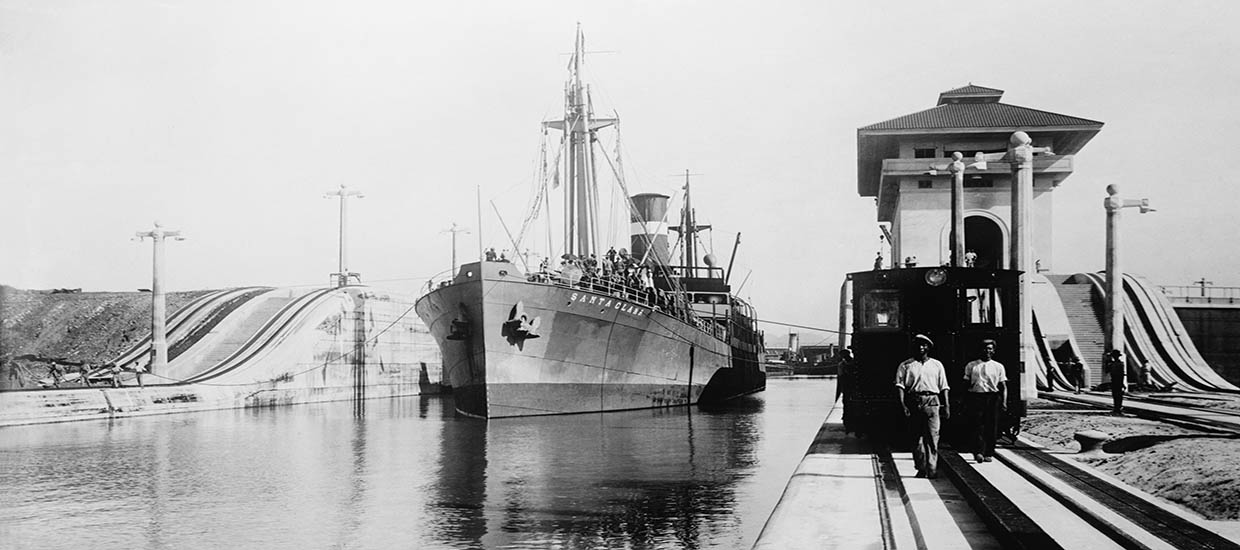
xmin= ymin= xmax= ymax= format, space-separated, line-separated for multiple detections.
xmin=415 ymin=27 xmax=765 ymax=418
xmin=426 ymin=394 xmax=763 ymax=548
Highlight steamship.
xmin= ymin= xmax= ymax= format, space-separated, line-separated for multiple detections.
xmin=413 ymin=29 xmax=765 ymax=418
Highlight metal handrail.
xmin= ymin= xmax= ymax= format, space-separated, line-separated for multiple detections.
xmin=1159 ymin=285 xmax=1240 ymax=304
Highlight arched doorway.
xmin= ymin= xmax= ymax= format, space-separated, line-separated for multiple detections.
xmin=965 ymin=215 xmax=1005 ymax=269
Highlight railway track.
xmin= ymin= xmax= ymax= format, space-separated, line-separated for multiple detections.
xmin=925 ymin=392 xmax=1240 ymax=549
xmin=938 ymin=442 xmax=1240 ymax=549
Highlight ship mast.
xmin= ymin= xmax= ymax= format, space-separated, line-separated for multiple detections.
xmin=677 ymin=170 xmax=710 ymax=276
xmin=545 ymin=26 xmax=616 ymax=259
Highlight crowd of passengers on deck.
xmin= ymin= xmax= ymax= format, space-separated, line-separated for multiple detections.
xmin=483 ymin=246 xmax=699 ymax=322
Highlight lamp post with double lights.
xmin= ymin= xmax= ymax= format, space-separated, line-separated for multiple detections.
xmin=324 ymin=184 xmax=364 ymax=287
xmin=1103 ymin=184 xmax=1155 ymax=361
xmin=135 ymin=221 xmax=185 ymax=375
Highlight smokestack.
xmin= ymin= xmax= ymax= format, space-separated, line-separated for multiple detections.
xmin=630 ymin=193 xmax=670 ymax=264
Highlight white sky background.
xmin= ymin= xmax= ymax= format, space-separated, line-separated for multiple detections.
xmin=2 ymin=0 xmax=1238 ymax=343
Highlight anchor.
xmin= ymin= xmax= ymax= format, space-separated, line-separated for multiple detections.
xmin=502 ymin=301 xmax=541 ymax=346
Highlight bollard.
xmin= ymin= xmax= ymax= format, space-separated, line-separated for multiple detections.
xmin=1074 ymin=430 xmax=1111 ymax=455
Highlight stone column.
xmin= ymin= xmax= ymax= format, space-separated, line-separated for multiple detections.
xmin=949 ymin=153 xmax=966 ymax=267
xmin=1009 ymin=132 xmax=1036 ymax=400
xmin=1104 ymin=185 xmax=1122 ymax=361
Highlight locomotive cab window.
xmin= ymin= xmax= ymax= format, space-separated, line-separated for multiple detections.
xmin=861 ymin=290 xmax=901 ymax=329
xmin=964 ymin=287 xmax=1003 ymax=326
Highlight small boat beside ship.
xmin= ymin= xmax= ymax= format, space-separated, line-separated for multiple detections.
xmin=414 ymin=29 xmax=765 ymax=418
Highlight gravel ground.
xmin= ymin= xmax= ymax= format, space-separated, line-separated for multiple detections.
xmin=1022 ymin=403 xmax=1240 ymax=520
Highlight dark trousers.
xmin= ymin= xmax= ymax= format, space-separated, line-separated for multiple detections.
xmin=967 ymin=392 xmax=1001 ymax=456
xmin=1112 ymin=381 xmax=1124 ymax=412
xmin=908 ymin=394 xmax=941 ymax=475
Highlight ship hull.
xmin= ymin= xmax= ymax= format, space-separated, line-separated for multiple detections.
xmin=416 ymin=262 xmax=756 ymax=418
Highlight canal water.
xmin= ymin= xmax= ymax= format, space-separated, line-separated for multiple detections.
xmin=1 ymin=378 xmax=834 ymax=550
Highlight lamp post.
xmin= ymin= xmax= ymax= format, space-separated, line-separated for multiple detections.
xmin=135 ymin=221 xmax=184 ymax=375
xmin=1193 ymin=277 xmax=1213 ymax=299
xmin=324 ymin=185 xmax=364 ymax=287
xmin=1104 ymin=184 xmax=1155 ymax=362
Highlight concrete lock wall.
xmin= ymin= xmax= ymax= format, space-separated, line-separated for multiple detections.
xmin=0 ymin=286 xmax=442 ymax=427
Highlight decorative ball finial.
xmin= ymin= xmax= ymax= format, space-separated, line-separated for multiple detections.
xmin=1010 ymin=131 xmax=1032 ymax=147
xmin=703 ymin=253 xmax=717 ymax=267
xmin=1106 ymin=184 xmax=1120 ymax=196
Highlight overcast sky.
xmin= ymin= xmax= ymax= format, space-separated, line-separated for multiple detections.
xmin=2 ymin=0 xmax=1237 ymax=343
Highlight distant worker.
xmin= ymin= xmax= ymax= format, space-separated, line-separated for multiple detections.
xmin=484 ymin=248 xmax=497 ymax=261
xmin=1105 ymin=349 xmax=1126 ymax=414
xmin=108 ymin=363 xmax=122 ymax=388
xmin=895 ymin=334 xmax=950 ymax=479
xmin=873 ymin=252 xmax=883 ymax=270
xmin=48 ymin=363 xmax=64 ymax=388
xmin=963 ymin=339 xmax=1007 ymax=463
xmin=1140 ymin=360 xmax=1153 ymax=390
xmin=835 ymin=348 xmax=856 ymax=434
xmin=1067 ymin=355 xmax=1084 ymax=394
xmin=963 ymin=249 xmax=977 ymax=268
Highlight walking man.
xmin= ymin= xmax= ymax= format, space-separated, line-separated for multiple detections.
xmin=963 ymin=339 xmax=1007 ymax=463
xmin=1106 ymin=349 xmax=1126 ymax=414
xmin=895 ymin=334 xmax=950 ymax=479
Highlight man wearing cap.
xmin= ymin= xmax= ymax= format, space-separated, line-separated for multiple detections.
xmin=895 ymin=334 xmax=950 ymax=478
xmin=963 ymin=339 xmax=1007 ymax=463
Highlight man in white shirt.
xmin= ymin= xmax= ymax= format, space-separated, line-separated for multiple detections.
xmin=963 ymin=339 xmax=1007 ymax=463
xmin=894 ymin=334 xmax=950 ymax=478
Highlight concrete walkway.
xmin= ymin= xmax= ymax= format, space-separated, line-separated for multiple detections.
xmin=753 ymin=401 xmax=998 ymax=549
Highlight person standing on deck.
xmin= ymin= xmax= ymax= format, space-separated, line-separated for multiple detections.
xmin=895 ymin=334 xmax=950 ymax=479
xmin=963 ymin=339 xmax=1007 ymax=463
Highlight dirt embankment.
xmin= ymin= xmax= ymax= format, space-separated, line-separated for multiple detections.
xmin=1023 ymin=397 xmax=1240 ymax=520
xmin=1 ymin=286 xmax=212 ymax=385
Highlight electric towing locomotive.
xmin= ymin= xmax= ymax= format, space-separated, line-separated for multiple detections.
xmin=842 ymin=266 xmax=1027 ymax=443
